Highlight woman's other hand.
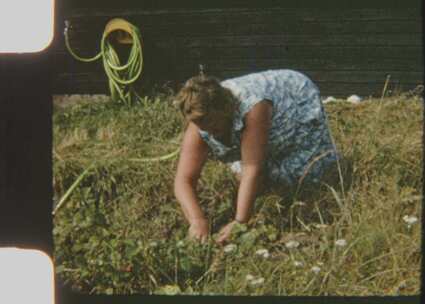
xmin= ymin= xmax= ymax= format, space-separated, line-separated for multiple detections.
xmin=216 ymin=220 xmax=239 ymax=245
xmin=188 ymin=218 xmax=209 ymax=243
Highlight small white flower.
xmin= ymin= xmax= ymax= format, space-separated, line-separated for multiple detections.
xmin=250 ymin=277 xmax=265 ymax=286
xmin=311 ymin=266 xmax=321 ymax=274
xmin=403 ymin=215 xmax=418 ymax=226
xmin=317 ymin=262 xmax=324 ymax=266
xmin=293 ymin=261 xmax=303 ymax=267
xmin=149 ymin=241 xmax=158 ymax=247
xmin=177 ymin=240 xmax=184 ymax=247
xmin=255 ymin=249 xmax=270 ymax=259
xmin=335 ymin=239 xmax=347 ymax=247
xmin=285 ymin=240 xmax=300 ymax=249
xmin=245 ymin=274 xmax=255 ymax=281
xmin=224 ymin=244 xmax=237 ymax=253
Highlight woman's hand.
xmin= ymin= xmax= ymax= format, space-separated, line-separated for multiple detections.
xmin=188 ymin=218 xmax=209 ymax=243
xmin=216 ymin=220 xmax=238 ymax=245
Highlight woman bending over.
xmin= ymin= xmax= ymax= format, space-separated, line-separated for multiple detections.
xmin=173 ymin=69 xmax=338 ymax=244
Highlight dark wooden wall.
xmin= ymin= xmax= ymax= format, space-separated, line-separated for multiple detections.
xmin=52 ymin=0 xmax=423 ymax=97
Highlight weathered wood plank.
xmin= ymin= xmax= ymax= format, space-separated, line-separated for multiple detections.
xmin=53 ymin=70 xmax=423 ymax=88
xmin=66 ymin=7 xmax=421 ymax=22
xmin=61 ymin=33 xmax=423 ymax=62
xmin=179 ymin=46 xmax=423 ymax=66
xmin=175 ymin=34 xmax=423 ymax=48
xmin=175 ymin=69 xmax=423 ymax=83
xmin=306 ymin=71 xmax=423 ymax=84
xmin=64 ymin=0 xmax=421 ymax=11
xmin=52 ymin=74 xmax=422 ymax=98
xmin=143 ymin=20 xmax=423 ymax=36
xmin=54 ymin=45 xmax=424 ymax=76
xmin=61 ymin=19 xmax=422 ymax=44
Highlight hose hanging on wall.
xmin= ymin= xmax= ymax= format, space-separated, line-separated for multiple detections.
xmin=54 ymin=18 xmax=182 ymax=215
xmin=64 ymin=18 xmax=143 ymax=105
xmin=63 ymin=17 xmax=180 ymax=163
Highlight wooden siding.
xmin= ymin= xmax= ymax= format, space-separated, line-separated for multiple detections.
xmin=52 ymin=1 xmax=423 ymax=97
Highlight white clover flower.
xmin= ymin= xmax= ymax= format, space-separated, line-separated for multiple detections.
xmin=249 ymin=277 xmax=265 ymax=286
xmin=245 ymin=274 xmax=255 ymax=281
xmin=311 ymin=266 xmax=321 ymax=274
xmin=285 ymin=240 xmax=300 ymax=249
xmin=293 ymin=261 xmax=303 ymax=267
xmin=255 ymin=249 xmax=270 ymax=259
xmin=335 ymin=239 xmax=347 ymax=247
xmin=224 ymin=244 xmax=237 ymax=253
xmin=403 ymin=215 xmax=418 ymax=226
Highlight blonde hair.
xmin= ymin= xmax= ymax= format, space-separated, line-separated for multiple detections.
xmin=173 ymin=75 xmax=235 ymax=122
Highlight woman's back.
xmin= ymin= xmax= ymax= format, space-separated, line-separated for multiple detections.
xmin=202 ymin=69 xmax=338 ymax=185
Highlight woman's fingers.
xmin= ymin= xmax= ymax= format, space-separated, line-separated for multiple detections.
xmin=188 ymin=221 xmax=238 ymax=244
xmin=217 ymin=233 xmax=229 ymax=244
xmin=216 ymin=226 xmax=231 ymax=244
xmin=188 ymin=226 xmax=209 ymax=243
xmin=188 ymin=218 xmax=209 ymax=243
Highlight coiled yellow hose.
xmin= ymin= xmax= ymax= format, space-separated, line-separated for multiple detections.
xmin=65 ymin=18 xmax=143 ymax=105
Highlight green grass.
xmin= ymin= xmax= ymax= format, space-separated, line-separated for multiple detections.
xmin=52 ymin=92 xmax=422 ymax=295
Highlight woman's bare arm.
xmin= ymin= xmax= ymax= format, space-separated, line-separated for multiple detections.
xmin=174 ymin=122 xmax=209 ymax=224
xmin=234 ymin=100 xmax=272 ymax=222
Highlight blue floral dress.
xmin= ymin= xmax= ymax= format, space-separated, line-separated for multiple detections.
xmin=198 ymin=69 xmax=338 ymax=187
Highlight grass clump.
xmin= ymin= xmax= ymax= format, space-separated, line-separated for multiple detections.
xmin=53 ymin=92 xmax=422 ymax=295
